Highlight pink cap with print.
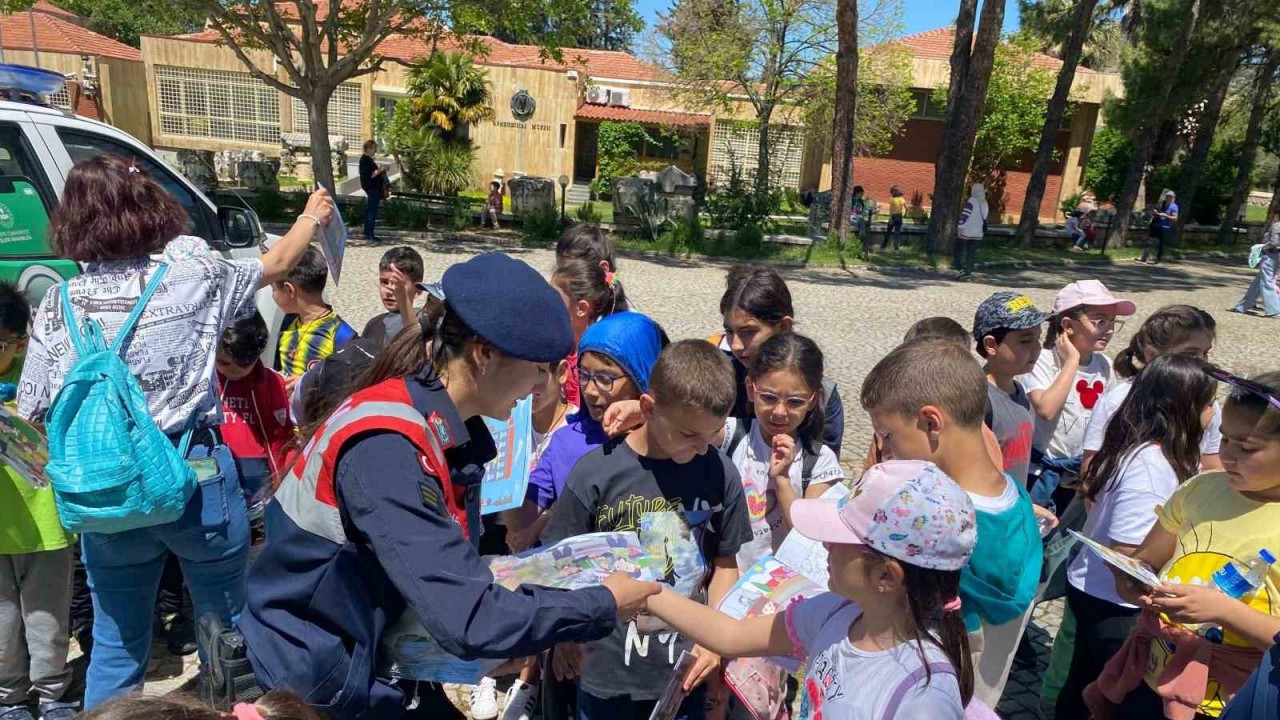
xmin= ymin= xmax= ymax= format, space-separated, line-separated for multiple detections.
xmin=790 ymin=460 xmax=977 ymax=571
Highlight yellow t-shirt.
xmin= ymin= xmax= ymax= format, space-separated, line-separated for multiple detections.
xmin=1145 ymin=471 xmax=1280 ymax=716
xmin=0 ymin=357 xmax=70 ymax=555
xmin=888 ymin=196 xmax=906 ymax=216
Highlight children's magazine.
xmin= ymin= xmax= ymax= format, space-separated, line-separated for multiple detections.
xmin=0 ymin=405 xmax=49 ymax=488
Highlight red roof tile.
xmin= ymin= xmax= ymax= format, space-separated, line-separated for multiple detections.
xmin=1 ymin=5 xmax=142 ymax=61
xmin=574 ymin=103 xmax=709 ymax=127
xmin=893 ymin=27 xmax=1097 ymax=75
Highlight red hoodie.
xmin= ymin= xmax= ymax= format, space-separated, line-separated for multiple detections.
xmin=217 ymin=362 xmax=295 ymax=483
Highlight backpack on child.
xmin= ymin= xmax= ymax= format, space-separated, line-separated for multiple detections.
xmin=726 ymin=418 xmax=820 ymax=488
xmin=45 ymin=264 xmax=198 ymax=534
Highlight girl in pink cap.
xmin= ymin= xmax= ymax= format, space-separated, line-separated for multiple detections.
xmin=645 ymin=460 xmax=985 ymax=720
xmin=1018 ymin=279 xmax=1136 ymax=513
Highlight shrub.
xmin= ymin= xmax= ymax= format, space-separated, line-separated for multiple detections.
xmin=705 ymin=163 xmax=775 ymax=230
xmin=1083 ymin=126 xmax=1132 ymax=204
xmin=1059 ymin=192 xmax=1085 ymax=221
xmin=733 ymin=224 xmax=764 ymax=252
xmin=522 ymin=205 xmax=563 ymax=243
xmin=656 ymin=215 xmax=705 ymax=254
xmin=575 ymin=202 xmax=603 ymax=225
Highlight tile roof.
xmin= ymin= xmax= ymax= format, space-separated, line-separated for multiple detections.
xmin=2 ymin=3 xmax=142 ymax=61
xmin=574 ymin=103 xmax=709 ymax=127
xmin=893 ymin=27 xmax=1097 ymax=75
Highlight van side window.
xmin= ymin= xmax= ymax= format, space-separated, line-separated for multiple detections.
xmin=0 ymin=123 xmax=56 ymax=254
xmin=57 ymin=129 xmax=216 ymax=243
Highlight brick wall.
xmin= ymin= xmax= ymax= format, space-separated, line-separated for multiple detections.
xmin=849 ymin=119 xmax=1073 ymax=221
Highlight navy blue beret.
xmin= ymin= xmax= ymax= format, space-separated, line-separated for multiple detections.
xmin=441 ymin=253 xmax=574 ymax=362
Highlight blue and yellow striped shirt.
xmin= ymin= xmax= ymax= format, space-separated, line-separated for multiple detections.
xmin=276 ymin=308 xmax=357 ymax=377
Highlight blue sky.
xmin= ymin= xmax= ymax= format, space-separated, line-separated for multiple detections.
xmin=632 ymin=0 xmax=1022 ymax=38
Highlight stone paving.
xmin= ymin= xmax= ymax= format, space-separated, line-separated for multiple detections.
xmin=114 ymin=234 xmax=1273 ymax=718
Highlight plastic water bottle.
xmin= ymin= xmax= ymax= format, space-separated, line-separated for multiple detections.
xmin=0 ymin=382 xmax=17 ymax=403
xmin=1212 ymin=549 xmax=1277 ymax=599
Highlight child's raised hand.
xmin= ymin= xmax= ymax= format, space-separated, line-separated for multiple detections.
xmin=770 ymin=433 xmax=796 ymax=480
xmin=681 ymin=644 xmax=721 ymax=692
xmin=389 ymin=264 xmax=415 ymax=310
xmin=1055 ymin=328 xmax=1080 ymax=367
xmin=603 ymin=400 xmax=644 ymax=437
xmin=1148 ymin=583 xmax=1235 ymax=625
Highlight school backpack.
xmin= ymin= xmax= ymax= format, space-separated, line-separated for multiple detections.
xmin=45 ymin=264 xmax=197 ymax=534
xmin=726 ymin=418 xmax=820 ymax=489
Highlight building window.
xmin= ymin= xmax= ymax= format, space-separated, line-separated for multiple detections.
xmin=911 ymin=90 xmax=947 ymax=121
xmin=559 ymin=123 xmax=567 ymax=149
xmin=293 ymin=84 xmax=364 ymax=144
xmin=156 ymin=66 xmax=281 ymax=145
xmin=710 ymin=121 xmax=805 ymax=190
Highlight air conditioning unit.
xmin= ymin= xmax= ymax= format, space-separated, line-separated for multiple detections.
xmin=585 ymin=85 xmax=607 ymax=105
xmin=607 ymin=88 xmax=631 ymax=107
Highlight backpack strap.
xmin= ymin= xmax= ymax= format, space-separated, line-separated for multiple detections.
xmin=883 ymin=662 xmax=955 ymax=720
xmin=110 ymin=263 xmax=170 ymax=356
xmin=800 ymin=447 xmax=819 ymax=492
xmin=727 ymin=417 xmax=750 ymax=456
xmin=59 ymin=282 xmax=91 ymax=357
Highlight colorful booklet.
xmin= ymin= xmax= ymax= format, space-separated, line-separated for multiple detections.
xmin=479 ymin=396 xmax=533 ymax=516
xmin=0 ymin=405 xmax=49 ymax=488
xmin=773 ymin=483 xmax=848 ymax=589
xmin=1068 ymin=529 xmax=1162 ymax=589
xmin=380 ymin=531 xmax=660 ymax=683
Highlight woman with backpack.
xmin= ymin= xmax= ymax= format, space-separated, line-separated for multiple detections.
xmin=16 ymin=154 xmax=335 ymax=709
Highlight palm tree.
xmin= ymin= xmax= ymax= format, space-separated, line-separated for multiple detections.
xmin=406 ymin=52 xmax=496 ymax=139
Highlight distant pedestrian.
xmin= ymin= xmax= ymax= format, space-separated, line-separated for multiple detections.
xmin=359 ymin=140 xmax=389 ymax=243
xmin=485 ymin=180 xmax=503 ymax=229
xmin=886 ymin=185 xmax=906 ymax=251
xmin=955 ymin=183 xmax=989 ymax=280
xmin=1231 ymin=211 xmax=1280 ymax=318
xmin=1140 ymin=189 xmax=1177 ymax=265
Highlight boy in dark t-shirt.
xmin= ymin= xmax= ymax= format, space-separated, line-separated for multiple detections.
xmin=973 ymin=292 xmax=1050 ymax=485
xmin=361 ymin=246 xmax=424 ymax=348
xmin=542 ymin=340 xmax=751 ymax=720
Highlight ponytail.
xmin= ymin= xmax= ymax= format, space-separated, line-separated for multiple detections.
xmin=1113 ymin=304 xmax=1215 ymax=379
xmin=863 ymin=552 xmax=974 ymax=706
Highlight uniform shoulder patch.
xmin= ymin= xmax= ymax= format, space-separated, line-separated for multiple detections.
xmin=427 ymin=411 xmax=455 ymax=449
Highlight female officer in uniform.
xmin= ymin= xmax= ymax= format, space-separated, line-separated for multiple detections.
xmin=236 ymin=253 xmax=660 ymax=719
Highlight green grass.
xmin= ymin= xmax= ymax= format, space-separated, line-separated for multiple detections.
xmin=1245 ymin=204 xmax=1270 ymax=222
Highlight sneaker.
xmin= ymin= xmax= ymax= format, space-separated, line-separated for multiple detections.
xmin=167 ymin=613 xmax=198 ymax=657
xmin=0 ymin=706 xmax=35 ymax=720
xmin=38 ymin=701 xmax=78 ymax=720
xmin=469 ymin=677 xmax=499 ymax=720
xmin=501 ymin=680 xmax=538 ymax=720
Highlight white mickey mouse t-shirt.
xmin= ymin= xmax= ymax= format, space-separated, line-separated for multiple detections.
xmin=1018 ymin=348 xmax=1113 ymax=461
xmin=721 ymin=418 xmax=844 ymax=572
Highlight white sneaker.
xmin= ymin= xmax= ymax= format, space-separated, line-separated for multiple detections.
xmin=469 ymin=677 xmax=500 ymax=720
xmin=501 ymin=679 xmax=538 ymax=720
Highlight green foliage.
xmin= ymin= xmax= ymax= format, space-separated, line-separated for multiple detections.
xmin=575 ymin=202 xmax=603 ymax=225
xmin=404 ymin=52 xmax=496 ymax=137
xmin=732 ymin=224 xmax=764 ymax=252
xmin=1059 ymin=192 xmax=1085 ymax=220
xmin=383 ymin=99 xmax=477 ymax=195
xmin=1083 ymin=125 xmax=1133 ymax=203
xmin=382 ymin=198 xmax=429 ymax=229
xmin=705 ymin=162 xmax=777 ymax=230
xmin=805 ymin=37 xmax=915 ymax=157
xmin=967 ymin=41 xmax=1059 ymax=180
xmin=47 ymin=0 xmax=203 ymax=46
xmin=597 ymin=121 xmax=655 ymax=186
xmin=448 ymin=198 xmax=473 ymax=231
xmin=522 ymin=205 xmax=565 ymax=243
xmin=1147 ymin=138 xmax=1244 ymax=225
xmin=654 ymin=215 xmax=706 ymax=253
xmin=489 ymin=0 xmax=644 ymax=51
xmin=1014 ymin=0 xmax=1129 ymax=72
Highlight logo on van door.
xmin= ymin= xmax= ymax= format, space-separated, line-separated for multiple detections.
xmin=0 ymin=202 xmax=13 ymax=230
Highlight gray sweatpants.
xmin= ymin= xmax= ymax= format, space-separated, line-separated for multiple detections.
xmin=0 ymin=547 xmax=73 ymax=706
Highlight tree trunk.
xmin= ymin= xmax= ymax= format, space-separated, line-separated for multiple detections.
xmin=1015 ymin=0 xmax=1098 ymax=246
xmin=827 ymin=0 xmax=859 ymax=245
xmin=1218 ymin=47 xmax=1279 ymax=245
xmin=307 ymin=91 xmax=336 ymax=193
xmin=928 ymin=0 xmax=1004 ymax=257
xmin=1173 ymin=57 xmax=1236 ymax=239
xmin=926 ymin=0 xmax=979 ymax=256
xmin=1105 ymin=0 xmax=1201 ymax=250
xmin=754 ymin=105 xmax=773 ymax=203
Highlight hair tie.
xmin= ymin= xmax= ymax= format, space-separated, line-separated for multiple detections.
xmin=231 ymin=703 xmax=265 ymax=720
xmin=605 ymin=270 xmax=618 ymax=289
xmin=942 ymin=597 xmax=962 ymax=612
xmin=127 ymin=163 xmax=140 ymax=175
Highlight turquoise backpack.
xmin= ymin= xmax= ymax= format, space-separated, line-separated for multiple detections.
xmin=45 ymin=264 xmax=197 ymax=534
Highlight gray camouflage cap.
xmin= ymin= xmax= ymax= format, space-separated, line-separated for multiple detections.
xmin=973 ymin=291 xmax=1050 ymax=341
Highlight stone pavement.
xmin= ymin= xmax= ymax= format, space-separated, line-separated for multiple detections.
xmin=119 ymin=237 xmax=1271 ymax=718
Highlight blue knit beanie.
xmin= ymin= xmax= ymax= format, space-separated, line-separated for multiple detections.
xmin=578 ymin=311 xmax=664 ymax=392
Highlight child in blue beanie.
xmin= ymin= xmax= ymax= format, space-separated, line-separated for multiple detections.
xmin=509 ymin=311 xmax=667 ymax=551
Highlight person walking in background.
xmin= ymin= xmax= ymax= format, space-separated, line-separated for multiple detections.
xmin=1140 ymin=189 xmax=1177 ymax=265
xmin=485 ymin=181 xmax=504 ymax=229
xmin=359 ymin=140 xmax=389 ymax=243
xmin=1231 ymin=210 xmax=1280 ymax=318
xmin=885 ymin=185 xmax=906 ymax=251
xmin=955 ymin=183 xmax=989 ymax=280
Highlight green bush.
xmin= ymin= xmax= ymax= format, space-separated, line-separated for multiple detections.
xmin=383 ymin=198 xmax=428 ymax=229
xmin=448 ymin=198 xmax=473 ymax=231
xmin=383 ymin=99 xmax=477 ymax=195
xmin=1059 ymin=192 xmax=1085 ymax=221
xmin=655 ymin=215 xmax=705 ymax=253
xmin=1083 ymin=126 xmax=1132 ymax=204
xmin=251 ymin=189 xmax=288 ymax=222
xmin=575 ymin=202 xmax=603 ymax=225
xmin=522 ymin=205 xmax=563 ymax=243
xmin=597 ymin=121 xmax=654 ymax=186
xmin=733 ymin=224 xmax=764 ymax=252
xmin=1146 ymin=139 xmax=1243 ymax=226
xmin=705 ymin=163 xmax=776 ymax=230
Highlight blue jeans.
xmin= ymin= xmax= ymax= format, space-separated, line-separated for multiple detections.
xmin=364 ymin=189 xmax=382 ymax=239
xmin=577 ymin=686 xmax=706 ymax=720
xmin=1028 ymin=450 xmax=1082 ymax=513
xmin=1235 ymin=251 xmax=1280 ymax=317
xmin=79 ymin=442 xmax=249 ymax=709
